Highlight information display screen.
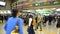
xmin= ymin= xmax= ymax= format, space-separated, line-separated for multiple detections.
xmin=0 ymin=1 xmax=6 ymax=6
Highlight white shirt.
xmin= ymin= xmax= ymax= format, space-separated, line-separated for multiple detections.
xmin=29 ymin=18 xmax=32 ymax=26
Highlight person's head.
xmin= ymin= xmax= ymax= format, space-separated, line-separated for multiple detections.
xmin=12 ymin=9 xmax=21 ymax=18
xmin=29 ymin=15 xmax=33 ymax=18
xmin=38 ymin=13 xmax=41 ymax=17
xmin=38 ymin=13 xmax=41 ymax=15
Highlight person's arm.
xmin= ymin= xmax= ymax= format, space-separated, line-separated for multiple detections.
xmin=29 ymin=18 xmax=32 ymax=26
xmin=40 ymin=17 xmax=42 ymax=22
xmin=19 ymin=19 xmax=24 ymax=34
xmin=4 ymin=22 xmax=7 ymax=31
xmin=4 ymin=18 xmax=9 ymax=31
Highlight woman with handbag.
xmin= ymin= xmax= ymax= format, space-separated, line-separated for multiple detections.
xmin=27 ymin=15 xmax=35 ymax=34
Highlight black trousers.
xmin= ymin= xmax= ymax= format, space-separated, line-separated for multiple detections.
xmin=28 ymin=25 xmax=35 ymax=34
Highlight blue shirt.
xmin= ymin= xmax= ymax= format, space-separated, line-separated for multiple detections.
xmin=4 ymin=17 xmax=24 ymax=34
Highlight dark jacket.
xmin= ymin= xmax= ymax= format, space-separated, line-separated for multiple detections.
xmin=56 ymin=16 xmax=60 ymax=28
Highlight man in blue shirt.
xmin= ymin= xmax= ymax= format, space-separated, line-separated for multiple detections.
xmin=4 ymin=9 xmax=24 ymax=34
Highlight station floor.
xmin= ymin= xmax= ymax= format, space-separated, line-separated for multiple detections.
xmin=0 ymin=21 xmax=59 ymax=34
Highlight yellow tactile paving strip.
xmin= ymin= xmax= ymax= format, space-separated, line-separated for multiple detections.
xmin=42 ymin=29 xmax=57 ymax=34
xmin=11 ymin=26 xmax=60 ymax=34
xmin=11 ymin=29 xmax=57 ymax=34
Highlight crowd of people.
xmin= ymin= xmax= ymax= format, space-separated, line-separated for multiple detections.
xmin=4 ymin=8 xmax=60 ymax=34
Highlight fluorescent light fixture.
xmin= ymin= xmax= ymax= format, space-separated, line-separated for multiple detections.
xmin=0 ymin=11 xmax=3 ymax=14
xmin=7 ymin=10 xmax=11 ymax=14
xmin=4 ymin=11 xmax=7 ymax=14
xmin=56 ymin=8 xmax=60 ymax=11
xmin=0 ymin=1 xmax=6 ymax=6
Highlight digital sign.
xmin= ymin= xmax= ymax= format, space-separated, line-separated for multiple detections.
xmin=0 ymin=1 xmax=6 ymax=6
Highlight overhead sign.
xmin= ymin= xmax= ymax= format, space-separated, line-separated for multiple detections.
xmin=0 ymin=1 xmax=6 ymax=6
xmin=36 ymin=9 xmax=51 ymax=15
xmin=53 ymin=2 xmax=60 ymax=5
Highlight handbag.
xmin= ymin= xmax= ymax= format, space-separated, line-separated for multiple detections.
xmin=32 ymin=19 xmax=36 ymax=26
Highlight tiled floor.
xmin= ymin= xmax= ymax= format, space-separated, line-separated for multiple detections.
xmin=0 ymin=21 xmax=59 ymax=34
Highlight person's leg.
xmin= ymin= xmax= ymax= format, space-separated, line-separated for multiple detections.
xmin=49 ymin=19 xmax=52 ymax=25
xmin=35 ymin=23 xmax=39 ymax=30
xmin=32 ymin=26 xmax=35 ymax=34
xmin=44 ymin=19 xmax=47 ymax=26
xmin=39 ymin=22 xmax=42 ymax=31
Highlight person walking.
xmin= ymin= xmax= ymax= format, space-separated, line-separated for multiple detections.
xmin=56 ymin=16 xmax=60 ymax=34
xmin=27 ymin=15 xmax=35 ymax=34
xmin=4 ymin=9 xmax=24 ymax=34
xmin=35 ymin=14 xmax=42 ymax=31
